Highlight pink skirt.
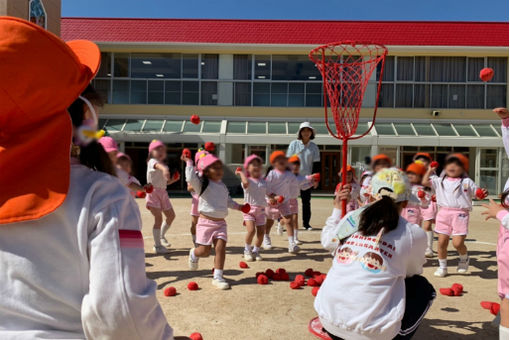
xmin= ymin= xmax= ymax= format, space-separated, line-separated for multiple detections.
xmin=242 ymin=205 xmax=267 ymax=226
xmin=498 ymin=225 xmax=509 ymax=298
xmin=289 ymin=198 xmax=299 ymax=215
xmin=195 ymin=217 xmax=227 ymax=246
xmin=146 ymin=188 xmax=173 ymax=211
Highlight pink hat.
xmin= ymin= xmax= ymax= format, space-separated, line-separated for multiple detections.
xmin=244 ymin=154 xmax=263 ymax=175
xmin=98 ymin=136 xmax=118 ymax=153
xmin=116 ymin=152 xmax=131 ymax=161
xmin=195 ymin=148 xmax=206 ymax=164
xmin=196 ymin=152 xmax=221 ymax=174
xmin=149 ymin=139 xmax=165 ymax=153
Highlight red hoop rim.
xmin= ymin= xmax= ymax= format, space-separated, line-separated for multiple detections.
xmin=308 ymin=41 xmax=388 ymax=64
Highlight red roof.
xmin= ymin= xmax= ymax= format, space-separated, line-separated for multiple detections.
xmin=61 ymin=18 xmax=508 ymax=46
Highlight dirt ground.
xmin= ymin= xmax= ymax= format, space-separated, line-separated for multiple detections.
xmin=138 ymin=197 xmax=502 ymax=340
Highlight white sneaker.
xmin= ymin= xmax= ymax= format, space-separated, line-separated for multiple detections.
xmin=457 ymin=257 xmax=470 ymax=273
xmin=160 ymin=237 xmax=171 ymax=247
xmin=188 ymin=248 xmax=198 ymax=270
xmin=212 ymin=278 xmax=230 ymax=290
xmin=295 ymin=239 xmax=303 ymax=245
xmin=244 ymin=251 xmax=254 ymax=262
xmin=276 ymin=223 xmax=283 ymax=236
xmin=253 ymin=252 xmax=263 ymax=261
xmin=288 ymin=243 xmax=300 ymax=254
xmin=153 ymin=245 xmax=170 ymax=254
xmin=425 ymin=248 xmax=434 ymax=258
xmin=434 ymin=267 xmax=448 ymax=277
xmin=263 ymin=235 xmax=272 ymax=250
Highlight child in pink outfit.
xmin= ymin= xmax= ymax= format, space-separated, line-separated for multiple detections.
xmin=236 ymin=154 xmax=268 ymax=262
xmin=401 ymin=162 xmax=430 ymax=227
xmin=335 ymin=165 xmax=360 ymax=212
xmin=423 ymin=153 xmax=487 ymax=278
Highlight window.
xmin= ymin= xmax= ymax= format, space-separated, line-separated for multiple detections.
xmin=248 ymin=145 xmax=266 ymax=161
xmin=271 ymin=83 xmax=287 ymax=106
xmin=131 ymin=53 xmax=180 ymax=78
xmin=466 ymin=85 xmax=484 ymax=108
xmin=288 ymin=83 xmax=305 ymax=107
xmin=201 ymin=54 xmax=219 ymax=79
xmin=130 ymin=80 xmax=146 ymax=104
xmin=97 ymin=53 xmax=112 ymax=77
xmin=431 ymin=85 xmax=448 ymax=108
xmin=29 ymin=0 xmax=46 ymax=29
xmin=165 ymin=81 xmax=181 ymax=105
xmin=268 ymin=122 xmax=286 ymax=134
xmin=234 ymin=83 xmax=251 ymax=106
xmin=227 ymin=122 xmax=246 ymax=134
xmin=487 ymin=85 xmax=507 ymax=108
xmin=201 ymin=82 xmax=217 ymax=105
xmin=163 ymin=120 xmax=183 ymax=132
xmin=378 ymin=84 xmax=394 ymax=107
xmin=253 ymin=83 xmax=270 ymax=106
xmin=488 ymin=57 xmax=508 ymax=83
xmin=182 ymin=54 xmax=198 ymax=78
xmin=230 ymin=144 xmax=245 ymax=163
xmin=396 ymin=57 xmax=414 ymax=81
xmin=413 ymin=84 xmax=430 ymax=108
xmin=112 ymin=80 xmax=129 ymax=104
xmin=247 ymin=122 xmax=266 ymax=134
xmin=429 ymin=57 xmax=466 ymax=82
xmin=202 ymin=121 xmax=222 ymax=133
xmin=448 ymin=85 xmax=465 ymax=109
xmin=271 ymin=55 xmax=321 ymax=80
xmin=254 ymin=55 xmax=271 ymax=79
xmin=467 ymin=58 xmax=484 ymax=81
xmin=142 ymin=120 xmax=164 ymax=132
xmin=377 ymin=56 xmax=394 ymax=81
xmin=234 ymin=55 xmax=252 ymax=80
xmin=148 ymin=81 xmax=164 ymax=104
xmin=182 ymin=81 xmax=199 ymax=105
xmin=92 ymin=79 xmax=111 ymax=104
xmin=114 ymin=54 xmax=130 ymax=77
xmin=395 ymin=84 xmax=413 ymax=107
xmin=413 ymin=123 xmax=436 ymax=136
xmin=306 ymin=83 xmax=322 ymax=107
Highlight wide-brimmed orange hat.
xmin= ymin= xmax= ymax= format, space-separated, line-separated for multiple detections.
xmin=288 ymin=154 xmax=300 ymax=164
xmin=371 ymin=154 xmax=392 ymax=168
xmin=446 ymin=153 xmax=469 ymax=172
xmin=270 ymin=151 xmax=287 ymax=164
xmin=0 ymin=17 xmax=100 ymax=224
xmin=413 ymin=152 xmax=432 ymax=162
xmin=406 ymin=162 xmax=427 ymax=176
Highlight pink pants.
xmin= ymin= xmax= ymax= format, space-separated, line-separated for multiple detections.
xmin=195 ymin=217 xmax=227 ymax=246
xmin=242 ymin=205 xmax=267 ymax=226
xmin=266 ymin=201 xmax=291 ymax=220
xmin=434 ymin=207 xmax=469 ymax=236
xmin=146 ymin=188 xmax=173 ymax=211
xmin=421 ymin=201 xmax=437 ymax=221
xmin=497 ymin=220 xmax=509 ymax=298
xmin=402 ymin=206 xmax=423 ymax=226
xmin=289 ymin=198 xmax=299 ymax=215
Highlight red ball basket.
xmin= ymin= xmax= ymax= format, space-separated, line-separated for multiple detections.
xmin=309 ymin=41 xmax=388 ymax=216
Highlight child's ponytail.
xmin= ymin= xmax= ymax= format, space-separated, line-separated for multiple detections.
xmin=359 ymin=196 xmax=400 ymax=236
xmin=199 ymin=176 xmax=210 ymax=196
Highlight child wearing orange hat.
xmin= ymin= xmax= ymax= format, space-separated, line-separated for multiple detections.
xmin=359 ymin=154 xmax=392 ymax=202
xmin=402 ymin=162 xmax=430 ymax=231
xmin=0 ymin=17 xmax=172 ymax=338
xmin=335 ymin=165 xmax=360 ymax=212
xmin=146 ymin=139 xmax=179 ymax=254
xmin=264 ymin=151 xmax=297 ymax=253
xmin=423 ymin=153 xmax=488 ymax=277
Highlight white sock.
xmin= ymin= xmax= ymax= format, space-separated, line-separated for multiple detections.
xmin=438 ymin=259 xmax=447 ymax=269
xmin=213 ymin=269 xmax=223 ymax=280
xmin=161 ymin=222 xmax=170 ymax=238
xmin=153 ymin=229 xmax=161 ymax=247
xmin=245 ymin=244 xmax=252 ymax=252
xmin=459 ymin=253 xmax=468 ymax=261
xmin=253 ymin=246 xmax=260 ymax=253
xmin=288 ymin=236 xmax=294 ymax=246
xmin=190 ymin=248 xmax=198 ymax=262
xmin=426 ymin=231 xmax=433 ymax=250
xmin=500 ymin=325 xmax=509 ymax=340
xmin=293 ymin=229 xmax=299 ymax=242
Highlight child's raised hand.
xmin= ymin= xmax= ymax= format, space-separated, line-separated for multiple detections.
xmin=334 ymin=184 xmax=351 ymax=209
xmin=144 ymin=183 xmax=154 ymax=193
xmin=476 ymin=188 xmax=489 ymax=200
xmin=181 ymin=154 xmax=191 ymax=162
xmin=481 ymin=199 xmax=506 ymax=220
xmin=493 ymin=107 xmax=509 ymax=120
xmin=235 ymin=167 xmax=242 ymax=175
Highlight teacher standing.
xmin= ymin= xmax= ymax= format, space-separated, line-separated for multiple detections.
xmin=287 ymin=122 xmax=321 ymax=230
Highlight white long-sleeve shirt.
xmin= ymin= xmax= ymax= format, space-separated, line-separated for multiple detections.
xmin=430 ymin=175 xmax=478 ymax=210
xmin=316 ymin=208 xmax=427 ymax=340
xmin=265 ymin=169 xmax=295 ymax=202
xmin=289 ymin=174 xmax=314 ymax=199
xmin=243 ymin=177 xmax=268 ymax=207
xmin=147 ymin=158 xmax=168 ymax=189
xmin=185 ymin=161 xmax=239 ymax=219
xmin=0 ymin=163 xmax=173 ymax=339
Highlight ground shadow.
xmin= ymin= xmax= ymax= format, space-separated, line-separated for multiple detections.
xmin=423 ymin=250 xmax=497 ymax=279
xmin=414 ymin=318 xmax=498 ymax=339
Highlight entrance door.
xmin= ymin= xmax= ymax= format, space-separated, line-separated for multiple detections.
xmin=321 ymin=151 xmax=341 ymax=192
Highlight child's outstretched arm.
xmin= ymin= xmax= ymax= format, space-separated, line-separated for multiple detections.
xmin=321 ymin=185 xmax=351 ymax=252
xmin=422 ymin=165 xmax=436 ymax=187
xmin=235 ymin=168 xmax=250 ymax=189
xmin=82 ymin=185 xmax=172 ymax=339
xmin=227 ymin=195 xmax=241 ymax=210
xmin=182 ymin=155 xmax=201 ymax=193
xmin=154 ymin=162 xmax=171 ymax=183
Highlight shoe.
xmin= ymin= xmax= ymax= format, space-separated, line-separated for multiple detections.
xmin=295 ymin=239 xmax=303 ymax=245
xmin=434 ymin=267 xmax=447 ymax=277
xmin=288 ymin=244 xmax=300 ymax=254
xmin=276 ymin=223 xmax=283 ymax=236
xmin=244 ymin=251 xmax=254 ymax=262
xmin=253 ymin=252 xmax=263 ymax=261
xmin=160 ymin=237 xmax=171 ymax=247
xmin=212 ymin=278 xmax=230 ymax=290
xmin=303 ymin=225 xmax=313 ymax=231
xmin=153 ymin=245 xmax=170 ymax=254
xmin=263 ymin=235 xmax=272 ymax=250
xmin=457 ymin=257 xmax=469 ymax=273
xmin=425 ymin=248 xmax=434 ymax=258
xmin=188 ymin=248 xmax=198 ymax=270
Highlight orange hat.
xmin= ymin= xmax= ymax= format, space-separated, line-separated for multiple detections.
xmin=340 ymin=165 xmax=357 ymax=179
xmin=0 ymin=17 xmax=100 ymax=224
xmin=288 ymin=154 xmax=300 ymax=164
xmin=371 ymin=154 xmax=392 ymax=167
xmin=413 ymin=152 xmax=432 ymax=162
xmin=270 ymin=151 xmax=287 ymax=164
xmin=406 ymin=162 xmax=427 ymax=176
xmin=446 ymin=153 xmax=469 ymax=172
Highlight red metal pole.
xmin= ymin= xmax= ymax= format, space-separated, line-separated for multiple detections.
xmin=341 ymin=137 xmax=348 ymax=217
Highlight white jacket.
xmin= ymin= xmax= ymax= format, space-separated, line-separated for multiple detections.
xmin=315 ymin=208 xmax=427 ymax=340
xmin=0 ymin=164 xmax=173 ymax=339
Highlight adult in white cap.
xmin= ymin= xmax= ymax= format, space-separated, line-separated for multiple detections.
xmin=286 ymin=122 xmax=321 ymax=230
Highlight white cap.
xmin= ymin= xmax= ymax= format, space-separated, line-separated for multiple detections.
xmin=298 ymin=122 xmax=315 ymax=138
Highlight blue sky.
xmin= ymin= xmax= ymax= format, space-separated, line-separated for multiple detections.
xmin=62 ymin=0 xmax=508 ymax=21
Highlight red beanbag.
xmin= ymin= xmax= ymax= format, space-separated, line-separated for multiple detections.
xmin=451 ymin=283 xmax=463 ymax=296
xmin=190 ymin=114 xmax=201 ymax=125
xmin=239 ymin=261 xmax=248 ymax=269
xmin=307 ymin=278 xmax=319 ymax=287
xmin=480 ymin=67 xmax=494 ymax=82
xmin=257 ymin=274 xmax=269 ymax=285
xmin=290 ymin=281 xmax=301 ymax=289
xmin=439 ymin=288 xmax=454 ymax=296
xmin=430 ymin=161 xmax=439 ymax=168
xmin=417 ymin=190 xmax=425 ymax=199
xmin=312 ymin=286 xmax=320 ymax=297
xmin=281 ymin=273 xmax=290 ymax=281
xmin=304 ymin=268 xmax=314 ymax=277
xmin=236 ymin=167 xmax=242 ymax=172
xmin=255 ymin=272 xmax=264 ymax=278
xmin=187 ymin=282 xmax=199 ymax=291
xmin=240 ymin=203 xmax=251 ymax=213
xmin=163 ymin=287 xmax=176 ymax=297
xmin=265 ymin=269 xmax=275 ymax=279
xmin=476 ymin=188 xmax=488 ymax=199
xmin=190 ymin=332 xmax=203 ymax=340
xmin=277 ymin=196 xmax=285 ymax=203
xmin=204 ymin=142 xmax=215 ymax=152
xmin=182 ymin=148 xmax=192 ymax=159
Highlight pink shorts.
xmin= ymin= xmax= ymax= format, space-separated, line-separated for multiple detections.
xmin=434 ymin=207 xmax=470 ymax=236
xmin=195 ymin=217 xmax=227 ymax=246
xmin=401 ymin=206 xmax=423 ymax=226
xmin=289 ymin=198 xmax=299 ymax=215
xmin=146 ymin=188 xmax=173 ymax=211
xmin=421 ymin=201 xmax=437 ymax=221
xmin=266 ymin=201 xmax=292 ymax=220
xmin=242 ymin=205 xmax=267 ymax=226
xmin=190 ymin=194 xmax=199 ymax=217
xmin=497 ymin=224 xmax=509 ymax=299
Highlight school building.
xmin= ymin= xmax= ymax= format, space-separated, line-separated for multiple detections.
xmin=2 ymin=1 xmax=508 ymax=194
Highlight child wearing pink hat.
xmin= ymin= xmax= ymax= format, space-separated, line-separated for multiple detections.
xmin=146 ymin=140 xmax=179 ymax=254
xmin=182 ymin=151 xmax=248 ymax=290
xmin=236 ymin=154 xmax=268 ymax=261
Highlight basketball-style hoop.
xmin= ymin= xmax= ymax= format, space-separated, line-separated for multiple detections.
xmin=309 ymin=41 xmax=387 ymax=216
